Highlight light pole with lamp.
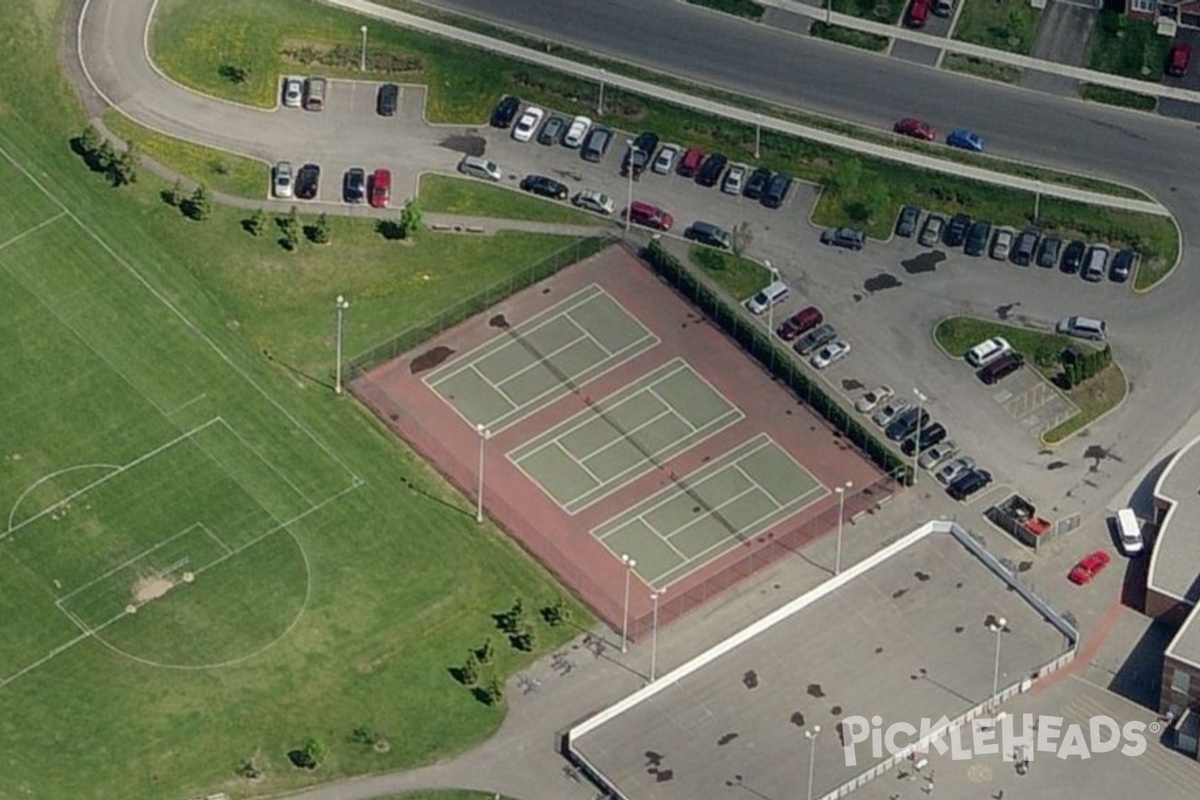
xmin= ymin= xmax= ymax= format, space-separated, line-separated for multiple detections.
xmin=623 ymin=140 xmax=640 ymax=237
xmin=763 ymin=259 xmax=779 ymax=336
xmin=475 ymin=423 xmax=491 ymax=523
xmin=621 ymin=554 xmax=637 ymax=653
xmin=334 ymin=295 xmax=350 ymax=395
xmin=911 ymin=387 xmax=928 ymax=485
xmin=834 ymin=480 xmax=853 ymax=575
xmin=650 ymin=587 xmax=666 ymax=682
xmin=598 ymin=68 xmax=606 ymax=115
xmin=805 ymin=725 xmax=822 ymax=800
xmin=754 ymin=113 xmax=762 ymax=160
xmin=359 ymin=25 xmax=368 ymax=72
xmin=988 ymin=616 xmax=1008 ymax=709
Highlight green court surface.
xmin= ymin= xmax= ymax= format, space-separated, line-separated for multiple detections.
xmin=592 ymin=434 xmax=825 ymax=588
xmin=507 ymin=359 xmax=744 ymax=514
xmin=425 ymin=284 xmax=658 ymax=432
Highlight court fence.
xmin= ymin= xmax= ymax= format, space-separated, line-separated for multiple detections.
xmin=643 ymin=239 xmax=913 ymax=485
xmin=345 ymin=233 xmax=616 ymax=378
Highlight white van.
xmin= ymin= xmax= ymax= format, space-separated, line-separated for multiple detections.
xmin=745 ymin=280 xmax=789 ymax=316
xmin=458 ymin=155 xmax=502 ymax=182
xmin=965 ymin=337 xmax=1012 ymax=368
xmin=1056 ymin=316 xmax=1107 ymax=342
xmin=1115 ymin=508 xmax=1144 ymax=556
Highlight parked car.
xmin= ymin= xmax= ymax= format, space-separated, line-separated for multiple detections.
xmin=722 ymin=162 xmax=749 ymax=195
xmin=512 ymin=106 xmax=545 ymax=142
xmin=1082 ymin=244 xmax=1110 ymax=282
xmin=520 ymin=175 xmax=569 ymax=200
xmin=626 ymin=201 xmax=674 ymax=231
xmin=872 ymin=400 xmax=911 ymax=429
xmin=776 ymin=306 xmax=824 ymax=341
xmin=794 ymin=324 xmax=838 ymax=356
xmin=562 ymin=115 xmax=592 ymax=148
xmin=977 ymin=352 xmax=1024 ymax=385
xmin=811 ymin=340 xmax=851 ymax=369
xmin=582 ymin=126 xmax=614 ymax=162
xmin=696 ymin=153 xmax=729 ymax=187
xmin=573 ymin=189 xmax=615 ymax=215
xmin=743 ymin=167 xmax=772 ymax=200
xmin=273 ymin=160 xmax=294 ymax=198
xmin=945 ymin=213 xmax=972 ymax=247
xmin=919 ymin=214 xmax=944 ymax=247
xmin=1012 ymin=229 xmax=1039 ymax=266
xmin=966 ymin=336 xmax=1012 ymax=368
xmin=762 ymin=172 xmax=793 ymax=209
xmin=886 ymin=407 xmax=930 ymax=442
xmin=896 ymin=206 xmax=921 ymax=238
xmin=947 ymin=468 xmax=993 ymax=501
xmin=745 ymin=281 xmax=789 ymax=316
xmin=990 ymin=226 xmax=1015 ymax=261
xmin=678 ymin=146 xmax=706 ymax=178
xmin=459 ymin=155 xmax=502 ymax=182
xmin=1036 ymin=236 xmax=1062 ymax=268
xmin=1110 ymin=249 xmax=1136 ymax=282
xmin=918 ymin=440 xmax=958 ymax=470
xmin=685 ymin=220 xmax=732 ymax=249
xmin=295 ymin=163 xmax=320 ymax=200
xmin=901 ymin=422 xmax=947 ymax=457
xmin=1061 ymin=240 xmax=1087 ymax=274
xmin=1068 ymin=550 xmax=1111 ymax=585
xmin=538 ymin=115 xmax=567 ymax=145
xmin=622 ymin=132 xmax=660 ymax=178
xmin=1056 ymin=316 xmax=1107 ymax=342
xmin=947 ymin=128 xmax=984 ymax=152
xmin=1115 ymin=508 xmax=1144 ymax=556
xmin=303 ymin=77 xmax=327 ymax=111
xmin=343 ymin=167 xmax=366 ymax=203
xmin=935 ymin=456 xmax=975 ymax=486
xmin=820 ymin=227 xmax=866 ymax=250
xmin=965 ymin=220 xmax=992 ymax=256
xmin=905 ymin=0 xmax=931 ymax=28
xmin=376 ymin=83 xmax=400 ymax=116
xmin=893 ymin=117 xmax=936 ymax=141
xmin=283 ymin=76 xmax=304 ymax=108
xmin=368 ymin=168 xmax=391 ymax=209
xmin=490 ymin=95 xmax=521 ymax=128
xmin=652 ymin=143 xmax=682 ymax=175
xmin=855 ymin=385 xmax=894 ymax=413
xmin=1168 ymin=41 xmax=1193 ymax=77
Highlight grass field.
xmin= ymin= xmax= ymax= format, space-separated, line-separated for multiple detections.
xmin=0 ymin=2 xmax=591 ymax=799
xmin=420 ymin=174 xmax=600 ymax=224
xmin=953 ymin=0 xmax=1042 ymax=55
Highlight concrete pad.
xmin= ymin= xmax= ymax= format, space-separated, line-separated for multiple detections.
xmin=891 ymin=39 xmax=943 ymax=67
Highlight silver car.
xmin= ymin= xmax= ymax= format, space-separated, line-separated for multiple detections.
xmin=273 ymin=160 xmax=294 ymax=198
xmin=871 ymin=400 xmax=911 ymax=428
xmin=283 ymin=76 xmax=303 ymax=108
xmin=919 ymin=440 xmax=959 ymax=470
xmin=919 ymin=214 xmax=944 ymax=247
xmin=935 ymin=456 xmax=976 ymax=486
xmin=722 ymin=163 xmax=749 ymax=195
xmin=991 ymin=226 xmax=1016 ymax=260
xmin=653 ymin=143 xmax=681 ymax=175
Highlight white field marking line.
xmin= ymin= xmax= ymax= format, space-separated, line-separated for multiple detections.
xmin=0 ymin=258 xmax=171 ymax=416
xmin=576 ymin=407 xmax=675 ymax=463
xmin=733 ymin=463 xmax=786 ymax=507
xmin=3 ymin=419 xmax=222 ymax=541
xmin=183 ymin=424 xmax=283 ymax=528
xmin=469 ymin=362 xmax=520 ymax=408
xmin=0 ymin=144 xmax=363 ymax=488
xmin=553 ymin=440 xmax=605 ymax=486
xmin=662 ymin=485 xmax=762 ymax=541
xmin=165 ymin=392 xmax=208 ymax=417
xmin=6 ymin=463 xmax=120 ymax=532
xmin=423 ymin=284 xmax=605 ymax=388
xmin=644 ymin=385 xmax=700 ymax=434
xmin=196 ymin=521 xmax=233 ymax=555
xmin=0 ymin=212 xmax=67 ymax=254
xmin=562 ymin=308 xmax=615 ymax=358
xmin=54 ymin=523 xmax=204 ymax=605
xmin=494 ymin=329 xmax=591 ymax=390
xmin=213 ymin=417 xmax=314 ymax=511
xmin=634 ymin=514 xmax=689 ymax=560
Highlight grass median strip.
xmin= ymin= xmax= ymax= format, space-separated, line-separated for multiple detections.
xmin=942 ymin=53 xmax=1023 ymax=84
xmin=688 ymin=245 xmax=772 ymax=302
xmin=419 ymin=174 xmax=599 ymax=225
xmin=953 ymin=0 xmax=1042 ymax=55
xmin=808 ymin=21 xmax=891 ymax=52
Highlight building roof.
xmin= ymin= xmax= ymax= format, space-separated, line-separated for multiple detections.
xmin=1150 ymin=432 xmax=1200 ymax=606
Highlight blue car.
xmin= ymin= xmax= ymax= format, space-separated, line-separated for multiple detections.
xmin=947 ymin=128 xmax=984 ymax=152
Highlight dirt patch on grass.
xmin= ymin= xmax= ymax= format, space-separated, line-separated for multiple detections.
xmin=133 ymin=575 xmax=175 ymax=604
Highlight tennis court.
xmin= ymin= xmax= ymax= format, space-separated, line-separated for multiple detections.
xmin=423 ymin=284 xmax=658 ymax=432
xmin=592 ymin=434 xmax=825 ymax=589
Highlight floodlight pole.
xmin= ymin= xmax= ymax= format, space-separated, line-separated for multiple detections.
xmin=834 ymin=480 xmax=852 ymax=575
xmin=334 ymin=295 xmax=350 ymax=394
xmin=598 ymin=68 xmax=606 ymax=115
xmin=989 ymin=616 xmax=1008 ymax=709
xmin=650 ymin=587 xmax=666 ymax=682
xmin=475 ymin=424 xmax=491 ymax=523
xmin=764 ymin=260 xmax=778 ymax=335
xmin=911 ymin=387 xmax=927 ymax=485
xmin=805 ymin=725 xmax=822 ymax=800
xmin=621 ymin=554 xmax=637 ymax=653
xmin=359 ymin=26 xmax=368 ymax=72
xmin=754 ymin=114 xmax=762 ymax=160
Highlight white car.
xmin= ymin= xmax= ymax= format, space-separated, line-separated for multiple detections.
xmin=991 ymin=226 xmax=1016 ymax=260
xmin=872 ymin=401 xmax=910 ymax=428
xmin=811 ymin=340 xmax=851 ymax=369
xmin=273 ymin=160 xmax=294 ymax=198
xmin=722 ymin=162 xmax=749 ymax=195
xmin=965 ymin=337 xmax=1012 ymax=368
xmin=563 ymin=115 xmax=592 ymax=149
xmin=935 ymin=456 xmax=975 ymax=486
xmin=919 ymin=440 xmax=959 ymax=470
xmin=653 ymin=143 xmax=681 ymax=175
xmin=512 ymin=106 xmax=544 ymax=142
xmin=855 ymin=385 xmax=894 ymax=413
xmin=573 ymin=189 xmax=615 ymax=215
xmin=283 ymin=76 xmax=304 ymax=108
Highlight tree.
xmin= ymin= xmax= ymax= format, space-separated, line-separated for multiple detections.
xmin=164 ymin=177 xmax=185 ymax=207
xmin=731 ymin=221 xmax=753 ymax=259
xmin=511 ymin=623 xmax=536 ymax=652
xmin=303 ymin=737 xmax=327 ymax=767
xmin=459 ymin=652 xmax=480 ymax=685
xmin=78 ymin=124 xmax=103 ymax=157
xmin=398 ymin=199 xmax=423 ymax=239
xmin=245 ymin=208 xmax=266 ymax=237
xmin=186 ymin=184 xmax=211 ymax=221
xmin=95 ymin=140 xmax=116 ymax=174
xmin=476 ymin=637 xmax=495 ymax=665
xmin=310 ymin=212 xmax=330 ymax=244
xmin=237 ymin=756 xmax=262 ymax=780
xmin=481 ymin=675 xmax=505 ymax=706
xmin=108 ymin=143 xmax=139 ymax=187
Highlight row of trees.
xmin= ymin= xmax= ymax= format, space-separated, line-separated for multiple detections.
xmin=75 ymin=125 xmax=138 ymax=187
xmin=1058 ymin=344 xmax=1113 ymax=390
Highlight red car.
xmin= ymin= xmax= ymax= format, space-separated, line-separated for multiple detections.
xmin=893 ymin=117 xmax=937 ymax=141
xmin=906 ymin=0 xmax=931 ymax=28
xmin=369 ymin=168 xmax=391 ymax=209
xmin=1068 ymin=550 xmax=1111 ymax=585
xmin=625 ymin=200 xmax=674 ymax=231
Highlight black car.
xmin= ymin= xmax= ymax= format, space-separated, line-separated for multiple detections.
xmin=538 ymin=116 xmax=566 ymax=145
xmin=1110 ymin=249 xmax=1136 ymax=282
xmin=743 ymin=167 xmax=772 ymax=200
xmin=343 ymin=167 xmax=366 ymax=203
xmin=794 ymin=324 xmax=837 ymax=356
xmin=295 ymin=163 xmax=321 ymax=200
xmin=1012 ymin=229 xmax=1039 ymax=266
xmin=684 ymin=220 xmax=732 ymax=250
xmin=762 ymin=171 xmax=793 ymax=209
xmin=490 ymin=95 xmax=521 ymax=128
xmin=901 ymin=422 xmax=947 ymax=457
xmin=820 ymin=227 xmax=866 ymax=250
xmin=376 ymin=83 xmax=399 ymax=116
xmin=945 ymin=213 xmax=972 ymax=247
xmin=581 ymin=127 xmax=613 ymax=163
xmin=622 ymin=132 xmax=660 ymax=178
xmin=1061 ymin=240 xmax=1086 ymax=274
xmin=947 ymin=469 xmax=993 ymax=501
xmin=885 ymin=407 xmax=930 ymax=442
xmin=1036 ymin=236 xmax=1062 ymax=268
xmin=964 ymin=220 xmax=992 ymax=257
xmin=896 ymin=205 xmax=920 ymax=238
xmin=696 ymin=153 xmax=728 ymax=187
xmin=519 ymin=175 xmax=569 ymax=200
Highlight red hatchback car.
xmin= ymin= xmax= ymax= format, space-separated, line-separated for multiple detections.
xmin=906 ymin=0 xmax=931 ymax=28
xmin=1068 ymin=550 xmax=1111 ymax=585
xmin=625 ymin=200 xmax=674 ymax=231
xmin=369 ymin=168 xmax=391 ymax=209
xmin=893 ymin=117 xmax=936 ymax=141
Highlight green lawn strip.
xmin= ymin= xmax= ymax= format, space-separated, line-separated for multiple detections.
xmin=941 ymin=53 xmax=1023 ymax=84
xmin=684 ymin=0 xmax=766 ymax=20
xmin=688 ymin=245 xmax=772 ymax=301
xmin=830 ymin=0 xmax=905 ymax=23
xmin=1087 ymin=11 xmax=1171 ymax=82
xmin=953 ymin=0 xmax=1042 ymax=55
xmin=383 ymin=793 xmax=518 ymax=800
xmin=1041 ymin=363 xmax=1127 ymax=444
xmin=808 ymin=21 xmax=891 ymax=52
xmin=419 ymin=174 xmax=598 ymax=225
xmin=1079 ymin=82 xmax=1158 ymax=112
xmin=157 ymin=0 xmax=1143 ymax=203
xmin=102 ymin=109 xmax=268 ymax=198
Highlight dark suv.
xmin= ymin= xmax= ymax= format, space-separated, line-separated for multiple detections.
xmin=376 ymin=83 xmax=399 ymax=116
xmin=343 ymin=167 xmax=366 ymax=203
xmin=519 ymin=175 xmax=569 ymax=200
xmin=295 ymin=163 xmax=321 ymax=200
xmin=964 ymin=220 xmax=992 ymax=256
xmin=622 ymin=132 xmax=660 ymax=178
xmin=1011 ymin=229 xmax=1039 ymax=266
xmin=947 ymin=469 xmax=992 ymax=501
xmin=885 ymin=407 xmax=930 ymax=442
xmin=490 ymin=95 xmax=521 ymax=128
xmin=695 ymin=153 xmax=728 ymax=187
xmin=1061 ymin=240 xmax=1086 ymax=274
xmin=762 ymin=172 xmax=793 ymax=209
xmin=743 ymin=167 xmax=772 ymax=200
xmin=945 ymin=213 xmax=972 ymax=247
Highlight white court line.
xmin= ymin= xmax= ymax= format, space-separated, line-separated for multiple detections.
xmin=552 ymin=440 xmax=605 ymax=485
xmin=467 ymin=363 xmax=518 ymax=410
xmin=563 ymin=308 xmax=615 ymax=358
xmin=196 ymin=521 xmax=233 ymax=555
xmin=645 ymin=386 xmax=699 ymax=434
xmin=0 ymin=211 xmax=67 ymax=254
xmin=494 ymin=328 xmax=590 ymax=391
xmin=733 ymin=463 xmax=784 ymax=507
xmin=575 ymin=407 xmax=675 ymax=464
xmin=214 ymin=417 xmax=315 ymax=511
xmin=599 ymin=510 xmax=689 ymax=561
xmin=662 ymin=485 xmax=763 ymax=542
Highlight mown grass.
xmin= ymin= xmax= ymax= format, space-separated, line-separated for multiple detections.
xmin=688 ymin=245 xmax=772 ymax=301
xmin=953 ymin=0 xmax=1043 ymax=55
xmin=1087 ymin=11 xmax=1171 ymax=82
xmin=419 ymin=174 xmax=599 ymax=225
xmin=942 ymin=53 xmax=1023 ymax=84
xmin=385 ymin=793 xmax=518 ymax=800
xmin=809 ymin=21 xmax=891 ymax=52
xmin=684 ymin=0 xmax=766 ymax=20
xmin=1080 ymin=82 xmax=1158 ymax=112
xmin=829 ymin=0 xmax=905 ymax=23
